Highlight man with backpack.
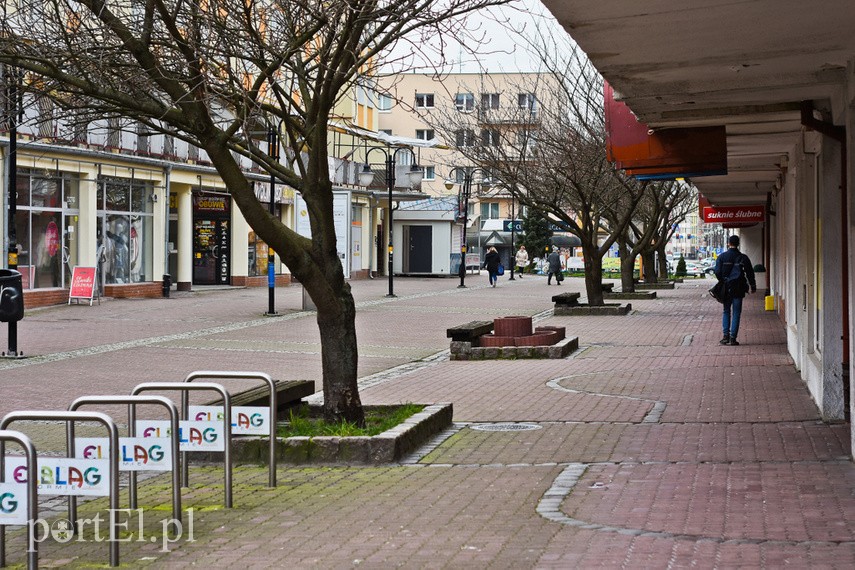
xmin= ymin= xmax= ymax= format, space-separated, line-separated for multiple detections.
xmin=714 ymin=235 xmax=757 ymax=345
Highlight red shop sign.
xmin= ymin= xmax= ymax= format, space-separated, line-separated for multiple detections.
xmin=701 ymin=205 xmax=765 ymax=224
xmin=69 ymin=266 xmax=97 ymax=306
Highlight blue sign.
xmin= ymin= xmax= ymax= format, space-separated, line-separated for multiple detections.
xmin=502 ymin=220 xmax=523 ymax=232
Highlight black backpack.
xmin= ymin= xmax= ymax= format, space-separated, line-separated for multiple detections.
xmin=724 ymin=254 xmax=748 ymax=297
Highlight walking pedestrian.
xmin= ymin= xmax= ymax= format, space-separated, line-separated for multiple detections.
xmin=547 ymin=247 xmax=563 ymax=285
xmin=714 ymin=235 xmax=757 ymax=345
xmin=514 ymin=245 xmax=529 ymax=278
xmin=484 ymin=246 xmax=502 ymax=287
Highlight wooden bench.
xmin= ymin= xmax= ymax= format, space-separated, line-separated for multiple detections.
xmin=446 ymin=320 xmax=494 ymax=343
xmin=551 ymin=292 xmax=581 ymax=307
xmin=204 ymin=379 xmax=315 ymax=420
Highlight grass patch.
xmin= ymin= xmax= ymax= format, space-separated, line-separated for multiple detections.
xmin=278 ymin=404 xmax=425 ymax=438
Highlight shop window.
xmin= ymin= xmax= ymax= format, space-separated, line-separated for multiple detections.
xmin=248 ymin=231 xmax=269 ymax=277
xmin=98 ymin=176 xmax=155 ymax=285
xmin=13 ymin=170 xmax=80 ymax=289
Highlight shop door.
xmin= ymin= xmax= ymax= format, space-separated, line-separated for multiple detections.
xmin=406 ymin=225 xmax=433 ymax=273
xmin=193 ymin=219 xmax=230 ymax=285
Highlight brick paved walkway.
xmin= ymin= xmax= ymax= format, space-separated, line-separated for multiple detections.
xmin=1 ymin=274 xmax=854 ymax=568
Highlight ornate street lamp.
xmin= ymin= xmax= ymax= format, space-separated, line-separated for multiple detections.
xmin=445 ymin=168 xmax=489 ymax=288
xmin=359 ymin=147 xmax=422 ymax=297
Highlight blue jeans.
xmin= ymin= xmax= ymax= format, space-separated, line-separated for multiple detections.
xmin=722 ymin=296 xmax=743 ymax=339
xmin=488 ymin=271 xmax=498 ymax=285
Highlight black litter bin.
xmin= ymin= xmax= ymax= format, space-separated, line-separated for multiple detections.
xmin=0 ymin=269 xmax=24 ymax=323
xmin=162 ymin=274 xmax=172 ymax=298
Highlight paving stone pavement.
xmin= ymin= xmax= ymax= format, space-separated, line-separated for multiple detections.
xmin=1 ymin=274 xmax=854 ymax=568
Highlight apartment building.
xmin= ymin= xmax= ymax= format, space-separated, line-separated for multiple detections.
xmin=375 ymin=72 xmax=551 ymax=271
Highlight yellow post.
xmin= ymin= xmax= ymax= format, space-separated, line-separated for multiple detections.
xmin=765 ymin=295 xmax=775 ymax=311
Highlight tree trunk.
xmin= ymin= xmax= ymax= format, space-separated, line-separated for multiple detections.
xmin=642 ymin=251 xmax=658 ymax=283
xmin=316 ymin=282 xmax=364 ymax=425
xmin=620 ymin=255 xmax=636 ymax=292
xmin=657 ymin=244 xmax=669 ymax=280
xmin=583 ymin=246 xmax=605 ymax=305
xmin=617 ymin=238 xmax=636 ymax=293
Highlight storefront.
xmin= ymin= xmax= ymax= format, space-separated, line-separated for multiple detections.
xmin=191 ymin=191 xmax=231 ymax=285
xmin=97 ymin=175 xmax=157 ymax=287
xmin=13 ymin=168 xmax=80 ymax=290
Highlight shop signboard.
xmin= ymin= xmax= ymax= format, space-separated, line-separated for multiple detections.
xmin=294 ymin=190 xmax=351 ymax=278
xmin=701 ymin=205 xmax=765 ymax=224
xmin=4 ymin=457 xmax=110 ymax=496
xmin=74 ymin=437 xmax=173 ymax=472
xmin=68 ymin=266 xmax=97 ymax=305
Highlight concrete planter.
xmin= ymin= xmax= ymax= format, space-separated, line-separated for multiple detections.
xmin=195 ymin=403 xmax=453 ymax=465
xmin=553 ymin=303 xmax=632 ymax=316
xmin=604 ymin=291 xmax=657 ymax=300
xmin=450 ymin=335 xmax=578 ymax=360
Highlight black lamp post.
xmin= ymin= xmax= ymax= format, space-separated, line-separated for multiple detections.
xmin=265 ymin=126 xmax=279 ymax=315
xmin=509 ymin=191 xmax=516 ymax=280
xmin=445 ymin=168 xmax=488 ymax=288
xmin=359 ymin=147 xmax=422 ymax=297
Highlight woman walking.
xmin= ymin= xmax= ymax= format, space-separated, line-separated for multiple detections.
xmin=514 ymin=245 xmax=529 ymax=278
xmin=484 ymin=247 xmax=502 ymax=287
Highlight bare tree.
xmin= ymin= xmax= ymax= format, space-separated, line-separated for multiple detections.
xmin=0 ymin=0 xmax=511 ymax=424
xmin=611 ymin=180 xmax=695 ymax=290
xmin=425 ymin=42 xmax=648 ymax=305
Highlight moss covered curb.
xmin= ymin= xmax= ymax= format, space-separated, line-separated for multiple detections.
xmin=195 ymin=403 xmax=453 ymax=466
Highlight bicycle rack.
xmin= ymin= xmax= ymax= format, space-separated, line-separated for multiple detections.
xmin=68 ymin=395 xmax=181 ymax=526
xmin=0 ymin=429 xmax=38 ymax=569
xmin=0 ymin=411 xmax=120 ymax=567
xmin=184 ymin=371 xmax=277 ymax=487
xmin=131 ymin=382 xmax=233 ymax=508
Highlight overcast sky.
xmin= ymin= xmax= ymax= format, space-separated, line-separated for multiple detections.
xmin=388 ymin=1 xmax=571 ymax=75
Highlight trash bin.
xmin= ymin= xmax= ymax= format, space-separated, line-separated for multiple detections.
xmin=0 ymin=269 xmax=24 ymax=323
xmin=162 ymin=274 xmax=172 ymax=298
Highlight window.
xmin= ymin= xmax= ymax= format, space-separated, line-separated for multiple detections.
xmin=481 ymin=93 xmax=500 ymax=109
xmin=415 ymin=129 xmax=435 ymax=141
xmin=415 ymin=93 xmax=434 ymax=108
xmin=480 ymin=201 xmax=500 ymax=220
xmin=422 ymin=166 xmax=435 ymax=180
xmin=481 ymin=129 xmax=500 ymax=146
xmin=518 ymin=92 xmax=538 ymax=113
xmin=380 ymin=129 xmax=392 ymax=136
xmin=377 ymin=93 xmax=392 ymax=112
xmin=455 ymin=93 xmax=475 ymax=112
xmin=455 ymin=129 xmax=476 ymax=148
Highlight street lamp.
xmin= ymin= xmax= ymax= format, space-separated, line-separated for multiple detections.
xmin=445 ymin=168 xmax=488 ymax=288
xmin=265 ymin=125 xmax=280 ymax=316
xmin=359 ymin=147 xmax=422 ymax=297
xmin=509 ymin=190 xmax=516 ymax=280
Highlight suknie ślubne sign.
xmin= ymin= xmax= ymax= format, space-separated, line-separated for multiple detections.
xmin=701 ymin=205 xmax=765 ymax=224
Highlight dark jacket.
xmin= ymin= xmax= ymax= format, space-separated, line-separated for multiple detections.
xmin=484 ymin=250 xmax=501 ymax=272
xmin=714 ymin=248 xmax=756 ymax=298
xmin=547 ymin=251 xmax=562 ymax=273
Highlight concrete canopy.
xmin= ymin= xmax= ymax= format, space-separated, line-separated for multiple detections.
xmin=540 ymin=0 xmax=855 ymax=205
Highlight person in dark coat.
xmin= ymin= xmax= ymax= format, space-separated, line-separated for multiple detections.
xmin=713 ymin=235 xmax=757 ymax=345
xmin=484 ymin=247 xmax=501 ymax=287
xmin=546 ymin=247 xmax=563 ymax=285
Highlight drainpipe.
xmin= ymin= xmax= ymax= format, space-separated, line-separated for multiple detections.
xmin=801 ymin=101 xmax=849 ymax=414
xmin=368 ymin=192 xmax=377 ymax=278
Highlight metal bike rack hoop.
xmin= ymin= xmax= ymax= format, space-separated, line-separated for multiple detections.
xmin=184 ymin=370 xmax=277 ymax=487
xmin=0 ymin=429 xmax=38 ymax=570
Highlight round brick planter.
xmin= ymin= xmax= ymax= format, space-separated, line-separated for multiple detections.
xmin=515 ymin=331 xmax=559 ymax=347
xmin=535 ymin=326 xmax=566 ymax=341
xmin=493 ymin=316 xmax=532 ymax=338
xmin=479 ymin=334 xmax=516 ymax=347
